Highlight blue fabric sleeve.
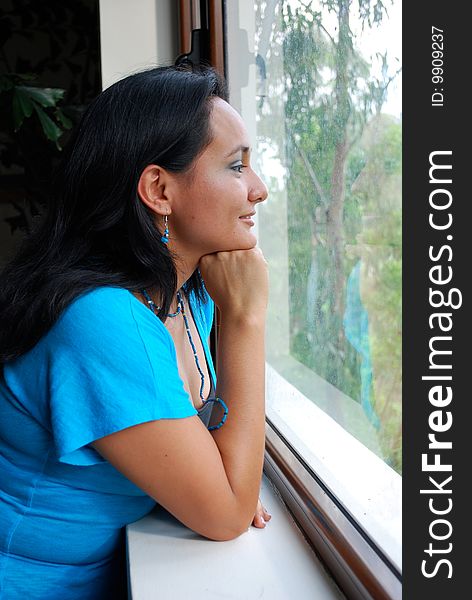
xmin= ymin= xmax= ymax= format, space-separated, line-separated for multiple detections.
xmin=192 ymin=286 xmax=215 ymax=339
xmin=46 ymin=287 xmax=197 ymax=466
xmin=202 ymin=292 xmax=215 ymax=339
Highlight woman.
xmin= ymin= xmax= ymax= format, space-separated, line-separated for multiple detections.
xmin=0 ymin=64 xmax=270 ymax=599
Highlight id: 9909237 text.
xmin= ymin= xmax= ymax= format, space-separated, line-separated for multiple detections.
xmin=431 ymin=26 xmax=444 ymax=107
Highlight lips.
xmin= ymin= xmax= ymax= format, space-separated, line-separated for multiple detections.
xmin=239 ymin=211 xmax=256 ymax=219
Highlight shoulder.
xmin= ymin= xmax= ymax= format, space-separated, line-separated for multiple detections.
xmin=50 ymin=286 xmax=171 ymax=352
xmin=60 ymin=286 xmax=137 ymax=323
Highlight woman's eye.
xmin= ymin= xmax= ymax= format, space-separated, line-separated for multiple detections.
xmin=231 ymin=163 xmax=246 ymax=174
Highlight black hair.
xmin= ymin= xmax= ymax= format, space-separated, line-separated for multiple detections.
xmin=0 ymin=64 xmax=228 ymax=364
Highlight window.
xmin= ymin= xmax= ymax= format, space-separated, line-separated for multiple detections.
xmin=225 ymin=0 xmax=402 ymax=594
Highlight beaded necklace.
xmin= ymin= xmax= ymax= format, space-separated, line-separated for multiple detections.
xmin=140 ymin=288 xmax=228 ymax=430
xmin=140 ymin=289 xmax=181 ymax=318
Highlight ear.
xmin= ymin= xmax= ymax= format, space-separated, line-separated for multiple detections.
xmin=137 ymin=165 xmax=172 ymax=216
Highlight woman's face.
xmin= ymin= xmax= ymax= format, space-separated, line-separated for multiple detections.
xmin=169 ymin=98 xmax=268 ymax=260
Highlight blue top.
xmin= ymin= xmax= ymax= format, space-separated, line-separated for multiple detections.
xmin=0 ymin=286 xmax=216 ymax=599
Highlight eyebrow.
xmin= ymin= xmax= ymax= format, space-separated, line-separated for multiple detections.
xmin=224 ymin=144 xmax=251 ymax=158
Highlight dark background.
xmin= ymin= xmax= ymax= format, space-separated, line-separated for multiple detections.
xmin=0 ymin=0 xmax=101 ymax=266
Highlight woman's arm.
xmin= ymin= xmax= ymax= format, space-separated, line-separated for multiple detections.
xmin=92 ymin=248 xmax=268 ymax=541
xmin=209 ymin=311 xmax=266 ymax=530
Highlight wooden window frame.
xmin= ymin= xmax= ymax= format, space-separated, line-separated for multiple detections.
xmin=178 ymin=0 xmax=225 ymax=76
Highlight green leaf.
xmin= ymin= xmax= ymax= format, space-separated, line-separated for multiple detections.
xmin=12 ymin=86 xmax=41 ymax=131
xmin=12 ymin=92 xmax=26 ymax=131
xmin=17 ymin=86 xmax=65 ymax=108
xmin=54 ymin=108 xmax=73 ymax=129
xmin=14 ymin=86 xmax=35 ymax=118
xmin=33 ymin=104 xmax=63 ymax=143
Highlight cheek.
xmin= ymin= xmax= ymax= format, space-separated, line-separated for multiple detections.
xmin=178 ymin=170 xmax=248 ymax=240
xmin=190 ymin=180 xmax=239 ymax=219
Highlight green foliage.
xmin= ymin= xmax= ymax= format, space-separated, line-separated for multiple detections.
xmin=1 ymin=74 xmax=72 ymax=149
xmin=257 ymin=0 xmax=401 ymax=473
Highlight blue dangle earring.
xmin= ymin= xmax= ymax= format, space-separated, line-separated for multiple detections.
xmin=161 ymin=214 xmax=169 ymax=244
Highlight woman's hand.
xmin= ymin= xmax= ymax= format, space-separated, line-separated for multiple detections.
xmin=198 ymin=248 xmax=268 ymax=319
xmin=252 ymin=497 xmax=272 ymax=529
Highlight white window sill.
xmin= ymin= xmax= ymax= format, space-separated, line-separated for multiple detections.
xmin=126 ymin=473 xmax=345 ymax=599
xmin=266 ymin=362 xmax=402 ymax=573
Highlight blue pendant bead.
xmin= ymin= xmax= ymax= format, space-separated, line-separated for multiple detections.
xmin=161 ymin=214 xmax=169 ymax=244
xmin=140 ymin=287 xmax=228 ymax=431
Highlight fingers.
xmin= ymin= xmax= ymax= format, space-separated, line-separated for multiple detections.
xmin=252 ymin=499 xmax=272 ymax=529
xmin=198 ymin=248 xmax=269 ymax=317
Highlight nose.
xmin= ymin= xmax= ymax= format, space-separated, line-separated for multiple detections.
xmin=249 ymin=171 xmax=269 ymax=204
